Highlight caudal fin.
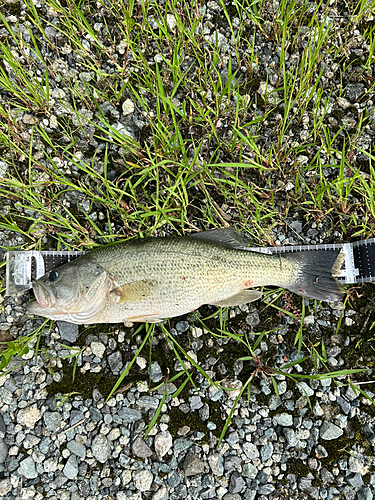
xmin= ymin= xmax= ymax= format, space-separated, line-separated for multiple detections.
xmin=284 ymin=250 xmax=345 ymax=302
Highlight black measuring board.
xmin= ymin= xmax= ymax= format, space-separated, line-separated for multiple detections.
xmin=353 ymin=242 xmax=375 ymax=280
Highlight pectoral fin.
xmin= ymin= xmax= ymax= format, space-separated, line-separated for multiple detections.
xmin=209 ymin=290 xmax=262 ymax=307
xmin=110 ymin=280 xmax=157 ymax=303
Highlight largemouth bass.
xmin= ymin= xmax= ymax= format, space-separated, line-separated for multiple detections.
xmin=26 ymin=229 xmax=344 ymax=324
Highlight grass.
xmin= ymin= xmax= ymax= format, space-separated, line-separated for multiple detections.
xmin=0 ymin=0 xmax=375 ymax=442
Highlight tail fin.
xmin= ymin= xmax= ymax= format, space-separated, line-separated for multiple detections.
xmin=284 ymin=250 xmax=345 ymax=302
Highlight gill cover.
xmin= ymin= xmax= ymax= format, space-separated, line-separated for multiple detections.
xmin=27 ymin=260 xmax=110 ymax=323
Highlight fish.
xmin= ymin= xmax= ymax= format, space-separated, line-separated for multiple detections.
xmin=26 ymin=228 xmax=345 ymax=324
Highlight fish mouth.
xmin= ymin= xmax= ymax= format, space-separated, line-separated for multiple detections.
xmin=31 ymin=281 xmax=57 ymax=309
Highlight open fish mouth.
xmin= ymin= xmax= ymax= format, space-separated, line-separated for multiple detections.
xmin=31 ymin=281 xmax=57 ymax=309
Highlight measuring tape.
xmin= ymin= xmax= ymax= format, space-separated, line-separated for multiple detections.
xmin=5 ymin=238 xmax=375 ymax=296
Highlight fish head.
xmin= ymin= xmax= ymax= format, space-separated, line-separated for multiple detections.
xmin=27 ymin=260 xmax=110 ymax=323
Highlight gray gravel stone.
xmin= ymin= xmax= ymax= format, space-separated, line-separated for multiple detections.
xmin=189 ymin=395 xmax=203 ymax=410
xmin=245 ymin=308 xmax=260 ymax=329
xmin=0 ymin=414 xmax=6 ymax=433
xmin=258 ymin=484 xmax=275 ymax=495
xmin=63 ymin=454 xmax=79 ymax=479
xmin=89 ymin=407 xmax=102 ymax=422
xmin=174 ymin=437 xmax=193 ymax=451
xmin=283 ymin=428 xmax=298 ymax=448
xmin=183 ymin=451 xmax=205 ymax=476
xmin=319 ymin=422 xmax=343 ymax=440
xmin=119 ymin=407 xmax=142 ymax=422
xmin=229 ymin=472 xmax=245 ymax=493
xmin=342 ymin=485 xmax=358 ymax=500
xmin=273 ymin=412 xmax=293 ymax=426
xmin=0 ymin=479 xmax=12 ymax=497
xmin=137 ymin=396 xmax=159 ymax=409
xmin=260 ymin=442 xmax=273 ymax=462
xmin=43 ymin=411 xmax=62 ymax=432
xmin=150 ymin=361 xmax=163 ymax=382
xmin=18 ymin=456 xmax=38 ymax=479
xmin=67 ymin=440 xmax=86 ymax=459
xmin=244 ymin=490 xmax=257 ymax=500
xmin=242 ymin=463 xmax=257 ymax=479
xmin=0 ymin=438 xmax=8 ymax=464
xmin=70 ymin=410 xmax=84 ymax=426
xmin=348 ymin=456 xmax=364 ymax=473
xmin=345 ymin=83 xmax=366 ymax=102
xmin=132 ymin=436 xmax=153 ymax=458
xmin=199 ymin=403 xmax=210 ymax=421
xmin=290 ymin=220 xmax=303 ymax=233
xmin=243 ymin=442 xmax=259 ymax=459
xmin=91 ymin=434 xmax=111 ymax=463
xmin=108 ymin=351 xmax=123 ymax=374
xmin=268 ymin=394 xmax=282 ymax=410
xmin=175 ymin=321 xmax=189 ymax=333
xmin=315 ymin=445 xmax=328 ymax=458
xmin=57 ymin=321 xmax=79 ymax=342
xmin=167 ymin=470 xmax=181 ymax=488
xmin=17 ymin=407 xmax=41 ymax=428
xmin=357 ymin=487 xmax=373 ymax=500
xmin=336 ymin=396 xmax=351 ymax=414
xmin=208 ymin=453 xmax=224 ymax=476
xmin=348 ymin=473 xmax=364 ymax=489
xmin=297 ymin=381 xmax=314 ymax=397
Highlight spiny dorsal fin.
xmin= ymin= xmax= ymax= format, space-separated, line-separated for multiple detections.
xmin=187 ymin=228 xmax=248 ymax=250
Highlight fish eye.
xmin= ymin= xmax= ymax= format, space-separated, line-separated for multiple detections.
xmin=48 ymin=270 xmax=58 ymax=282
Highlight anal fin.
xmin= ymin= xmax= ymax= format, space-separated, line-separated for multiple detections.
xmin=209 ymin=290 xmax=262 ymax=307
xmin=125 ymin=314 xmax=163 ymax=323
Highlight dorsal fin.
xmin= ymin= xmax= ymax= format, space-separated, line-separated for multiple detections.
xmin=187 ymin=228 xmax=247 ymax=250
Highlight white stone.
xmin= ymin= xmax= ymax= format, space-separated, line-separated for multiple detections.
xmin=108 ymin=428 xmax=121 ymax=441
xmin=91 ymin=342 xmax=106 ymax=358
xmin=136 ymin=357 xmax=147 ymax=369
xmin=304 ymin=315 xmax=315 ymax=325
xmin=153 ymin=486 xmax=168 ymax=500
xmin=154 ymin=431 xmax=172 ymax=458
xmin=133 ymin=470 xmax=153 ymax=492
xmin=345 ymin=317 xmax=354 ymax=326
xmin=224 ymin=379 xmax=243 ymax=399
xmin=0 ymin=479 xmax=12 ymax=496
xmin=17 ymin=407 xmax=41 ymax=428
xmin=166 ymin=14 xmax=176 ymax=31
xmin=122 ymin=98 xmax=135 ymax=116
xmin=137 ymin=381 xmax=149 ymax=392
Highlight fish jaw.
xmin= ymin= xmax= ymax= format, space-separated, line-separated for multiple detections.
xmin=31 ymin=280 xmax=57 ymax=308
xmin=26 ymin=266 xmax=112 ymax=324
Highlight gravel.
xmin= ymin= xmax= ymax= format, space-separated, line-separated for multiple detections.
xmin=1 ymin=0 xmax=375 ymax=498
